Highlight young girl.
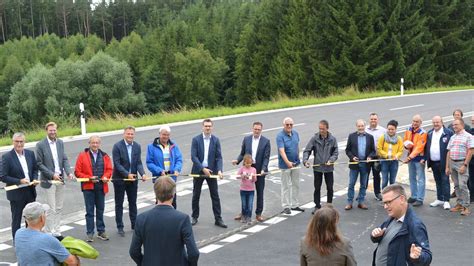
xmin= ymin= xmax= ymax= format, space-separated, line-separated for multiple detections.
xmin=237 ymin=154 xmax=257 ymax=224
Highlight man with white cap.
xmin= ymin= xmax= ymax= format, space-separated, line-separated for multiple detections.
xmin=15 ymin=202 xmax=79 ymax=265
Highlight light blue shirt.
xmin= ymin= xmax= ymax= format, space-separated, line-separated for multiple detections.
xmin=202 ymin=134 xmax=211 ymax=168
xmin=276 ymin=130 xmax=300 ymax=169
xmin=357 ymin=133 xmax=367 ymax=160
xmin=125 ymin=140 xmax=133 ymax=172
xmin=15 ymin=228 xmax=70 ymax=265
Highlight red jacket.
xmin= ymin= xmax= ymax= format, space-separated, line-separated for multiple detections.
xmin=74 ymin=149 xmax=113 ymax=193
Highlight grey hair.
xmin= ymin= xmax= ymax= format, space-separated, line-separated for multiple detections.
xmin=356 ymin=119 xmax=366 ymax=126
xmin=12 ymin=132 xmax=25 ymax=141
xmin=283 ymin=117 xmax=293 ymax=124
xmin=159 ymin=125 xmax=171 ymax=134
xmin=89 ymin=135 xmax=101 ymax=142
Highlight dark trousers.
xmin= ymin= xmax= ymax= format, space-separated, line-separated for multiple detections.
xmin=313 ymin=171 xmax=334 ymax=208
xmin=431 ymin=161 xmax=451 ymax=201
xmin=10 ymin=197 xmax=34 ymax=239
xmin=83 ymin=185 xmax=105 ymax=235
xmin=192 ymin=177 xmax=222 ymax=221
xmin=255 ymin=175 xmax=265 ymax=215
xmin=469 ymin=160 xmax=474 ymax=202
xmin=367 ymin=162 xmax=381 ymax=195
xmin=113 ymin=181 xmax=138 ymax=230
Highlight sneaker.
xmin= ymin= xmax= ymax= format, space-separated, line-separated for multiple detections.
xmin=430 ymin=200 xmax=444 ymax=207
xmin=407 ymin=198 xmax=417 ymax=204
xmin=118 ymin=228 xmax=125 ymax=237
xmin=450 ymin=204 xmax=463 ymax=212
xmin=86 ymin=234 xmax=94 ymax=242
xmin=412 ymin=201 xmax=423 ymax=207
xmin=282 ymin=208 xmax=291 ymax=214
xmin=460 ymin=207 xmax=471 ymax=216
xmin=443 ymin=201 xmax=451 ymax=210
xmin=97 ymin=232 xmax=109 ymax=241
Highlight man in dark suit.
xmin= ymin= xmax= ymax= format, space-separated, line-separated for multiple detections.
xmin=35 ymin=122 xmax=73 ymax=236
xmin=345 ymin=119 xmax=376 ymax=210
xmin=190 ymin=119 xmax=227 ymax=228
xmin=0 ymin=132 xmax=38 ymax=239
xmin=130 ymin=176 xmax=199 ymax=266
xmin=112 ymin=126 xmax=147 ymax=237
xmin=424 ymin=116 xmax=453 ymax=209
xmin=232 ymin=121 xmax=271 ymax=222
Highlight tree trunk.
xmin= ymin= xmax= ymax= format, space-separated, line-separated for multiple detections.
xmin=29 ymin=0 xmax=34 ymax=38
xmin=0 ymin=15 xmax=5 ymax=42
xmin=62 ymin=2 xmax=68 ymax=37
xmin=17 ymin=1 xmax=22 ymax=37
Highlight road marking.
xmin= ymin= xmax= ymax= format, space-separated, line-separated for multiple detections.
xmin=59 ymin=225 xmax=74 ymax=233
xmin=0 ymin=227 xmax=11 ymax=233
xmin=176 ymin=190 xmax=192 ymax=196
xmin=105 ymin=199 xmax=114 ymax=204
xmin=0 ymin=243 xmax=12 ymax=251
xmin=282 ymin=210 xmax=301 ymax=216
xmin=220 ymin=234 xmax=248 ymax=243
xmin=136 ymin=202 xmax=152 ymax=209
xmin=104 ymin=210 xmax=128 ymax=218
xmin=241 ymin=123 xmax=306 ymax=135
xmin=243 ymin=225 xmax=268 ymax=233
xmin=199 ymin=244 xmax=223 ymax=253
xmin=74 ymin=220 xmax=87 ymax=226
xmin=389 ymin=104 xmax=424 ymax=111
xmin=334 ymin=188 xmax=348 ymax=196
xmin=263 ymin=217 xmax=287 ymax=225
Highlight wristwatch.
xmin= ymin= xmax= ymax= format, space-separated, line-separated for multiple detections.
xmin=463 ymin=163 xmax=468 ymax=167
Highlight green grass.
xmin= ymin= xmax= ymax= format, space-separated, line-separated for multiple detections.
xmin=1 ymin=85 xmax=472 ymax=147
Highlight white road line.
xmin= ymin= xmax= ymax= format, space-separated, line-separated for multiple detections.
xmin=0 ymin=227 xmax=11 ymax=233
xmin=243 ymin=225 xmax=268 ymax=233
xmin=241 ymin=123 xmax=306 ymax=135
xmin=74 ymin=220 xmax=87 ymax=226
xmin=176 ymin=190 xmax=192 ymax=196
xmin=300 ymin=202 xmax=316 ymax=209
xmin=136 ymin=202 xmax=152 ymax=209
xmin=0 ymin=243 xmax=12 ymax=251
xmin=105 ymin=199 xmax=114 ymax=204
xmin=263 ymin=217 xmax=287 ymax=225
xmin=199 ymin=244 xmax=223 ymax=254
xmin=220 ymin=234 xmax=248 ymax=243
xmin=334 ymin=188 xmax=348 ymax=196
xmin=389 ymin=104 xmax=424 ymax=111
xmin=59 ymin=225 xmax=74 ymax=233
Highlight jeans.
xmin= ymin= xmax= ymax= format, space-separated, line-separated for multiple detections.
xmin=430 ymin=161 xmax=450 ymax=201
xmin=313 ymin=171 xmax=334 ymax=208
xmin=83 ymin=185 xmax=106 ymax=235
xmin=240 ymin=190 xmax=255 ymax=218
xmin=367 ymin=162 xmax=381 ymax=194
xmin=408 ymin=161 xmax=426 ymax=201
xmin=381 ymin=160 xmax=399 ymax=189
xmin=281 ymin=168 xmax=300 ymax=208
xmin=347 ymin=163 xmax=368 ymax=204
xmin=114 ymin=181 xmax=138 ymax=230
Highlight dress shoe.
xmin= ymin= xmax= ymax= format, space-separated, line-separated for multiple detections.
xmin=215 ymin=220 xmax=228 ymax=228
xmin=407 ymin=197 xmax=417 ymax=204
xmin=450 ymin=204 xmax=463 ymax=212
xmin=282 ymin=208 xmax=291 ymax=214
xmin=357 ymin=203 xmax=368 ymax=210
xmin=191 ymin=217 xmax=198 ymax=225
xmin=234 ymin=213 xmax=242 ymax=220
xmin=460 ymin=207 xmax=471 ymax=216
xmin=256 ymin=215 xmax=265 ymax=222
xmin=118 ymin=229 xmax=125 ymax=237
xmin=412 ymin=201 xmax=423 ymax=207
xmin=311 ymin=206 xmax=321 ymax=215
xmin=344 ymin=204 xmax=353 ymax=210
xmin=291 ymin=207 xmax=305 ymax=212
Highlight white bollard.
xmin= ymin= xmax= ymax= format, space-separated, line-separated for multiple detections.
xmin=79 ymin=103 xmax=86 ymax=136
xmin=400 ymin=78 xmax=404 ymax=96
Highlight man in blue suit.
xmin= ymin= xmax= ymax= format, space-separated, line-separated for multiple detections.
xmin=190 ymin=119 xmax=227 ymax=228
xmin=112 ymin=126 xmax=147 ymax=237
xmin=0 ymin=132 xmax=38 ymax=239
xmin=232 ymin=121 xmax=271 ymax=222
xmin=424 ymin=116 xmax=453 ymax=210
xmin=130 ymin=176 xmax=199 ymax=266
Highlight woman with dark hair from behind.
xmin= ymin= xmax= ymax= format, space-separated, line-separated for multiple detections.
xmin=300 ymin=206 xmax=357 ymax=266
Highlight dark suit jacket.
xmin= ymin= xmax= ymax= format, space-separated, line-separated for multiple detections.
xmin=129 ymin=205 xmax=199 ymax=266
xmin=35 ymin=138 xmax=72 ymax=188
xmin=191 ymin=134 xmax=223 ymax=174
xmin=425 ymin=127 xmax=453 ymax=170
xmin=235 ymin=135 xmax=271 ymax=173
xmin=112 ymin=140 xmax=145 ymax=181
xmin=1 ymin=149 xmax=38 ymax=201
xmin=345 ymin=132 xmax=376 ymax=170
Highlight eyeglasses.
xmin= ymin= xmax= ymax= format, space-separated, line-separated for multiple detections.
xmin=285 ymin=124 xmax=293 ymax=126
xmin=14 ymin=140 xmax=24 ymax=143
xmin=382 ymin=194 xmax=401 ymax=207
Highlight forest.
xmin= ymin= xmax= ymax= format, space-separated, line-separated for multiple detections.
xmin=0 ymin=0 xmax=472 ymax=133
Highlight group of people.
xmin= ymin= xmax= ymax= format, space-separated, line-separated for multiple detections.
xmin=1 ymin=108 xmax=473 ymax=265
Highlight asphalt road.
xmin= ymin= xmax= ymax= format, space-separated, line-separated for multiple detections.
xmin=0 ymin=90 xmax=473 ymax=265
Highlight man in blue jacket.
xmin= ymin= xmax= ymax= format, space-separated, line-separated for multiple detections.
xmin=146 ymin=125 xmax=183 ymax=209
xmin=371 ymin=184 xmax=432 ymax=266
xmin=423 ymin=116 xmax=453 ymax=210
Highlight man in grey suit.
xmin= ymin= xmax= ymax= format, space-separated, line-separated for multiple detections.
xmin=36 ymin=122 xmax=74 ymax=236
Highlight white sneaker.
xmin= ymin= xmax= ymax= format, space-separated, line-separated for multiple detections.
xmin=430 ymin=200 xmax=444 ymax=207
xmin=443 ymin=201 xmax=451 ymax=210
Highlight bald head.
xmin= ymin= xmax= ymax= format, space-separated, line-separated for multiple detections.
xmin=432 ymin=115 xmax=443 ymax=131
xmin=411 ymin=114 xmax=422 ymax=130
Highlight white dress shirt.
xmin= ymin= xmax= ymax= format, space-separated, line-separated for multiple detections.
xmin=251 ymin=136 xmax=260 ymax=163
xmin=16 ymin=151 xmax=30 ymax=182
xmin=430 ymin=129 xmax=442 ymax=161
xmin=202 ymin=133 xmax=211 ymax=168
xmin=48 ymin=139 xmax=61 ymax=174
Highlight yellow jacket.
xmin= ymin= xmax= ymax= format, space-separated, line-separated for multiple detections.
xmin=377 ymin=134 xmax=404 ymax=159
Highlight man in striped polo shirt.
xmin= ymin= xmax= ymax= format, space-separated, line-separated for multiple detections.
xmin=446 ymin=118 xmax=474 ymax=216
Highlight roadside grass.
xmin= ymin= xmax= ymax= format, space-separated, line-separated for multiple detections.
xmin=1 ymin=85 xmax=471 ymax=147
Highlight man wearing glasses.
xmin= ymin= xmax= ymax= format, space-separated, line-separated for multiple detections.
xmin=371 ymin=184 xmax=432 ymax=266
xmin=277 ymin=117 xmax=303 ymax=214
